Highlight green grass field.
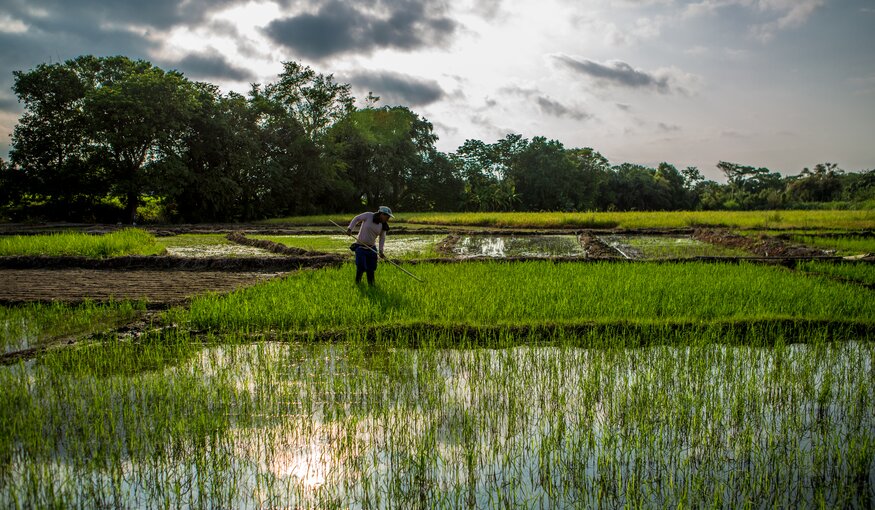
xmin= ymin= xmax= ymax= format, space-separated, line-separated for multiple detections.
xmin=182 ymin=261 xmax=874 ymax=336
xmin=0 ymin=300 xmax=146 ymax=353
xmin=0 ymin=229 xmax=164 ymax=257
xmin=262 ymin=210 xmax=875 ymax=230
xmin=2 ymin=217 xmax=874 ymax=508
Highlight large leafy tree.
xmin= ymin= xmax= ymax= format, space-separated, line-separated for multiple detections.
xmin=85 ymin=57 xmax=195 ymax=222
xmin=9 ymin=59 xmax=103 ymax=216
xmin=8 ymin=55 xmax=196 ymax=222
xmin=258 ymin=61 xmax=355 ymax=143
xmin=329 ymin=105 xmax=447 ymax=210
xmin=509 ymin=137 xmax=580 ymax=211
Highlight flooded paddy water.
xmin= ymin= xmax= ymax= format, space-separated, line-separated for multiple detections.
xmin=600 ymin=235 xmax=751 ymax=259
xmin=2 ymin=338 xmax=872 ymax=509
xmin=452 ymin=235 xmax=584 ymax=258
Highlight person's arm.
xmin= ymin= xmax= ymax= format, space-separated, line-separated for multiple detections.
xmin=379 ymin=230 xmax=386 ymax=256
xmin=347 ymin=213 xmax=368 ymax=234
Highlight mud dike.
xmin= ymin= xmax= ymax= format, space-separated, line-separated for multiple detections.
xmin=0 ymin=233 xmax=345 ymax=307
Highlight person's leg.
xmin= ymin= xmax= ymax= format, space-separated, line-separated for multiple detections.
xmin=354 ymin=247 xmax=366 ymax=284
xmin=366 ymin=249 xmax=378 ymax=286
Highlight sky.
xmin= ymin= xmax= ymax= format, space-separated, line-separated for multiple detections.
xmin=0 ymin=0 xmax=873 ymax=180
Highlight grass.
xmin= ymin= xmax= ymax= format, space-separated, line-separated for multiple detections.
xmin=797 ymin=261 xmax=875 ymax=285
xmin=788 ymin=235 xmax=875 ymax=255
xmin=257 ymin=210 xmax=875 ymax=230
xmin=0 ymin=229 xmax=164 ymax=258
xmin=403 ymin=210 xmax=875 ymax=230
xmin=182 ymin=261 xmax=875 ymax=335
xmin=0 ymin=300 xmax=146 ymax=353
xmin=1 ymin=337 xmax=871 ymax=508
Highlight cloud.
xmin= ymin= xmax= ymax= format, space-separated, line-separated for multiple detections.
xmin=348 ymin=70 xmax=446 ymax=106
xmin=657 ymin=122 xmax=681 ymax=132
xmin=683 ymin=0 xmax=826 ymax=42
xmin=553 ymin=55 xmax=675 ymax=93
xmin=500 ymin=85 xmax=590 ymax=120
xmin=616 ymin=103 xmax=631 ymax=111
xmin=535 ymin=96 xmax=590 ymax=120
xmin=2 ymin=0 xmax=245 ymax=32
xmin=164 ymin=51 xmax=255 ymax=81
xmin=264 ymin=0 xmax=457 ymax=60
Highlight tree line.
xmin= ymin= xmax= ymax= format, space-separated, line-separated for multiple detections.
xmin=1 ymin=55 xmax=872 ymax=223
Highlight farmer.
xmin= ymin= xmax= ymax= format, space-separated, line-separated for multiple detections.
xmin=347 ymin=206 xmax=394 ymax=285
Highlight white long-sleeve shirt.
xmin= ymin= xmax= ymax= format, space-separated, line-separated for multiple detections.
xmin=348 ymin=212 xmax=387 ymax=252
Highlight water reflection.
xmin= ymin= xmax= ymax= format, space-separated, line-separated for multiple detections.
xmin=454 ymin=236 xmax=584 ymax=258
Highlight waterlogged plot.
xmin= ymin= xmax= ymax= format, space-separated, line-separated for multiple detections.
xmin=255 ymin=234 xmax=446 ymax=259
xmin=2 ymin=339 xmax=872 ymax=508
xmin=600 ymin=235 xmax=750 ymax=259
xmin=0 ymin=301 xmax=144 ymax=354
xmin=453 ymin=235 xmax=584 ymax=258
xmin=159 ymin=234 xmax=280 ymax=258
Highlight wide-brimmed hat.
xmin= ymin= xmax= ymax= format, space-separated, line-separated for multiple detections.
xmin=377 ymin=206 xmax=394 ymax=218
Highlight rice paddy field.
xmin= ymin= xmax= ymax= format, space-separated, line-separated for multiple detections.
xmin=0 ymin=212 xmax=873 ymax=508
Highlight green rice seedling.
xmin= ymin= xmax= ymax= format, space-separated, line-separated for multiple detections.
xmin=2 ymin=337 xmax=871 ymax=508
xmin=0 ymin=300 xmax=145 ymax=353
xmin=184 ymin=261 xmax=875 ymax=337
xmin=797 ymin=261 xmax=875 ymax=285
xmin=787 ymin=235 xmax=875 ymax=255
xmin=0 ymin=229 xmax=164 ymax=258
xmin=402 ymin=210 xmax=875 ymax=230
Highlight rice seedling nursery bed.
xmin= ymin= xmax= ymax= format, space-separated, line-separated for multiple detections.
xmin=1 ymin=214 xmax=874 ymax=508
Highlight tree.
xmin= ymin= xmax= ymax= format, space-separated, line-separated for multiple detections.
xmin=786 ymin=163 xmax=843 ymax=203
xmin=9 ymin=59 xmax=104 ymax=216
xmin=452 ymin=135 xmax=525 ymax=211
xmin=509 ymin=137 xmax=578 ymax=211
xmin=328 ymin=105 xmax=443 ymax=210
xmin=259 ymin=61 xmax=354 ymax=143
xmin=85 ymin=57 xmax=196 ymax=222
xmin=249 ymin=84 xmax=326 ymax=217
xmin=567 ymin=147 xmax=611 ymax=211
xmin=153 ymin=86 xmax=260 ymax=222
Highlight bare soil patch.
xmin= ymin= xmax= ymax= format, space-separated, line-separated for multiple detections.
xmin=579 ymin=233 xmax=622 ymax=259
xmin=693 ymin=228 xmax=829 ymax=257
xmin=0 ymin=269 xmax=284 ymax=306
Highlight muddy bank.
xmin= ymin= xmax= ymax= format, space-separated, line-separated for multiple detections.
xmin=578 ymin=233 xmax=622 ymax=259
xmin=226 ymin=231 xmax=312 ymax=256
xmin=0 ymin=269 xmax=287 ymax=306
xmin=0 ymin=254 xmax=344 ymax=271
xmin=693 ymin=229 xmax=830 ymax=258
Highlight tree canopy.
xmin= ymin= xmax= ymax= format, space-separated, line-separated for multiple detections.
xmin=1 ymin=55 xmax=872 ymax=222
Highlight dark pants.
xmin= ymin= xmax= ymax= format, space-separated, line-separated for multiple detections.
xmin=355 ymin=245 xmax=378 ymax=285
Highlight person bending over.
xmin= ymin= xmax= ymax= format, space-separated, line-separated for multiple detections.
xmin=347 ymin=206 xmax=393 ymax=286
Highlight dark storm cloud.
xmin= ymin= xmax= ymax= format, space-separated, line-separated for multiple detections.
xmin=164 ymin=52 xmax=256 ymax=81
xmin=658 ymin=122 xmax=681 ymax=132
xmin=2 ymin=0 xmax=244 ymax=32
xmin=349 ymin=71 xmax=445 ymax=106
xmin=553 ymin=55 xmax=672 ymax=93
xmin=535 ymin=96 xmax=589 ymax=120
xmin=264 ymin=0 xmax=457 ymax=59
xmin=500 ymin=86 xmax=589 ymax=120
